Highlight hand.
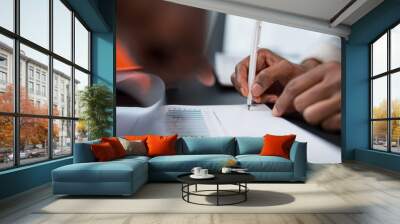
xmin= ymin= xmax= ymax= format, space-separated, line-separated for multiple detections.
xmin=231 ymin=49 xmax=306 ymax=104
xmin=272 ymin=61 xmax=341 ymax=131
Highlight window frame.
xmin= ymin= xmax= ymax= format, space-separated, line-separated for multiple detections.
xmin=0 ymin=0 xmax=92 ymax=171
xmin=370 ymin=21 xmax=400 ymax=154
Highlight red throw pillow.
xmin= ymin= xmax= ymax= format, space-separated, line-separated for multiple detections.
xmin=260 ymin=134 xmax=296 ymax=159
xmin=91 ymin=142 xmax=117 ymax=161
xmin=101 ymin=137 xmax=127 ymax=158
xmin=146 ymin=135 xmax=178 ymax=157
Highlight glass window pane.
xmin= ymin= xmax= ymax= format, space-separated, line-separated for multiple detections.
xmin=391 ymin=72 xmax=400 ymax=118
xmin=20 ymin=0 xmax=49 ymax=49
xmin=391 ymin=120 xmax=400 ymax=153
xmin=74 ymin=18 xmax=89 ymax=70
xmin=372 ymin=121 xmax=388 ymax=151
xmin=53 ymin=59 xmax=72 ymax=117
xmin=20 ymin=44 xmax=49 ymax=115
xmin=53 ymin=119 xmax=72 ymax=157
xmin=372 ymin=33 xmax=387 ymax=76
xmin=0 ymin=116 xmax=14 ymax=170
xmin=75 ymin=120 xmax=88 ymax=143
xmin=20 ymin=117 xmax=49 ymax=165
xmin=74 ymin=69 xmax=89 ymax=117
xmin=0 ymin=34 xmax=14 ymax=112
xmin=391 ymin=24 xmax=400 ymax=70
xmin=372 ymin=76 xmax=387 ymax=119
xmin=53 ymin=0 xmax=72 ymax=60
xmin=0 ymin=0 xmax=14 ymax=31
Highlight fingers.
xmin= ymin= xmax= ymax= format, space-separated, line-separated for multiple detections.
xmin=293 ymin=82 xmax=332 ymax=113
xmin=254 ymin=94 xmax=278 ymax=104
xmin=302 ymin=93 xmax=341 ymax=125
xmin=322 ymin=113 xmax=341 ymax=131
xmin=272 ymin=66 xmax=325 ymax=116
xmin=231 ymin=56 xmax=250 ymax=96
xmin=251 ymin=59 xmax=294 ymax=97
xmin=230 ymin=48 xmax=286 ymax=97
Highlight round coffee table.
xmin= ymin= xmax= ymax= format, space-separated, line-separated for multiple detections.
xmin=177 ymin=173 xmax=255 ymax=206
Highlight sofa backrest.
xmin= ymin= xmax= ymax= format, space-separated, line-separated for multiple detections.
xmin=177 ymin=137 xmax=236 ymax=155
xmin=235 ymin=137 xmax=263 ymax=155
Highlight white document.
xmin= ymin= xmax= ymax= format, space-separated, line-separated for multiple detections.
xmin=117 ymin=104 xmax=341 ymax=163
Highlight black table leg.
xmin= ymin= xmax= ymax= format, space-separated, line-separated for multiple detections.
xmin=216 ymin=184 xmax=219 ymax=206
xmin=195 ymin=184 xmax=197 ymax=192
xmin=245 ymin=183 xmax=247 ymax=201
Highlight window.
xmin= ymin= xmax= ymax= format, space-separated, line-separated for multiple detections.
xmin=371 ymin=23 xmax=400 ymax=154
xmin=0 ymin=34 xmax=14 ymax=113
xmin=0 ymin=0 xmax=14 ymax=32
xmin=28 ymin=67 xmax=34 ymax=80
xmin=53 ymin=59 xmax=72 ymax=117
xmin=0 ymin=55 xmax=7 ymax=67
xmin=0 ymin=0 xmax=91 ymax=170
xmin=0 ymin=71 xmax=6 ymax=85
xmin=35 ymin=70 xmax=40 ymax=81
xmin=74 ymin=18 xmax=90 ymax=70
xmin=53 ymin=0 xmax=72 ymax=60
xmin=35 ymin=83 xmax=40 ymax=95
xmin=28 ymin=81 xmax=34 ymax=94
xmin=42 ymin=85 xmax=46 ymax=97
xmin=20 ymin=0 xmax=49 ymax=49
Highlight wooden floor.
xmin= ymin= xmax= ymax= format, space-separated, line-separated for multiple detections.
xmin=1 ymin=162 xmax=400 ymax=224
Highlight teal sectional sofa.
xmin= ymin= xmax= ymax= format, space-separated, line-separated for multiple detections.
xmin=52 ymin=137 xmax=307 ymax=196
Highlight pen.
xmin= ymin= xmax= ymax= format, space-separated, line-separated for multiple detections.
xmin=247 ymin=20 xmax=262 ymax=110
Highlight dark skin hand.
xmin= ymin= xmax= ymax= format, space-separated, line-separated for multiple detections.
xmin=231 ymin=48 xmax=341 ymax=131
xmin=231 ymin=49 xmax=307 ymax=112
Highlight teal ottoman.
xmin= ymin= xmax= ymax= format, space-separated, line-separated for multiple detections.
xmin=52 ymin=156 xmax=148 ymax=196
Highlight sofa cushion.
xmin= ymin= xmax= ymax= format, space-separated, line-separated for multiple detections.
xmin=53 ymin=158 xmax=147 ymax=183
xmin=236 ymin=155 xmax=293 ymax=172
xmin=235 ymin=137 xmax=263 ymax=155
xmin=178 ymin=137 xmax=235 ymax=155
xmin=149 ymin=154 xmax=235 ymax=172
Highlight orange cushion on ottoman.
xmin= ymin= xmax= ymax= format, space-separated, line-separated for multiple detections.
xmin=260 ymin=134 xmax=296 ymax=159
xmin=146 ymin=135 xmax=178 ymax=157
xmin=91 ymin=142 xmax=117 ymax=161
xmin=101 ymin=137 xmax=127 ymax=158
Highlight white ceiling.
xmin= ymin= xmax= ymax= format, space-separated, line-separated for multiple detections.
xmin=226 ymin=0 xmax=352 ymax=21
xmin=164 ymin=0 xmax=384 ymax=38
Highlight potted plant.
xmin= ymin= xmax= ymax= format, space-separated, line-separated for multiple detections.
xmin=79 ymin=84 xmax=113 ymax=140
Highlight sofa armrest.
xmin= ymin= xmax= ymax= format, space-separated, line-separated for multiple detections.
xmin=73 ymin=141 xmax=99 ymax=163
xmin=289 ymin=141 xmax=307 ymax=181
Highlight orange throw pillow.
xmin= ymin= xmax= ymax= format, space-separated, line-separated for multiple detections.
xmin=260 ymin=134 xmax=296 ymax=159
xmin=101 ymin=137 xmax=127 ymax=158
xmin=146 ymin=135 xmax=178 ymax=157
xmin=91 ymin=142 xmax=117 ymax=161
